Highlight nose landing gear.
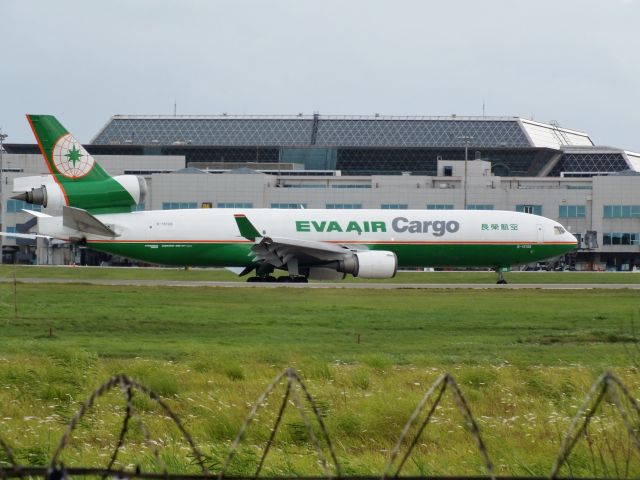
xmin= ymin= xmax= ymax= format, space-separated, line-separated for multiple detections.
xmin=495 ymin=268 xmax=508 ymax=284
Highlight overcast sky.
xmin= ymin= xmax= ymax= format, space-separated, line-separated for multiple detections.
xmin=1 ymin=0 xmax=639 ymax=151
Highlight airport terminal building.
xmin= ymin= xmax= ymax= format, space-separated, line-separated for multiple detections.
xmin=2 ymin=115 xmax=639 ymax=270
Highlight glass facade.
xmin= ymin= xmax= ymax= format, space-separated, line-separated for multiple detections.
xmin=217 ymin=202 xmax=253 ymax=208
xmin=6 ymin=199 xmax=41 ymax=212
xmin=162 ymin=202 xmax=197 ymax=210
xmin=559 ymin=205 xmax=586 ymax=218
xmin=316 ymin=119 xmax=530 ymax=148
xmin=467 ymin=204 xmax=494 ymax=210
xmin=271 ymin=203 xmax=307 ymax=209
xmin=426 ymin=204 xmax=454 ymax=210
xmin=94 ymin=117 xmax=531 ymax=148
xmin=381 ymin=204 xmax=408 ymax=209
xmin=550 ymin=153 xmax=629 ymax=175
xmin=164 ymin=146 xmax=279 ymax=164
xmin=93 ymin=118 xmax=314 ymax=146
xmin=36 ymin=116 xmax=613 ymax=178
xmin=0 ymin=117 xmax=601 ymax=180
xmin=331 ymin=184 xmax=371 ymax=189
xmin=603 ymin=205 xmax=640 ymax=218
xmin=335 ymin=148 xmax=547 ymax=176
xmin=603 ymin=233 xmax=640 ymax=245
xmin=326 ymin=204 xmax=362 ymax=209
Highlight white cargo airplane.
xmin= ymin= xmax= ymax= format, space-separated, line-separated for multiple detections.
xmin=8 ymin=115 xmax=577 ymax=283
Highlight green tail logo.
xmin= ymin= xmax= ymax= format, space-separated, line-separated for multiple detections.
xmin=27 ymin=115 xmax=110 ymax=180
xmin=26 ymin=115 xmax=142 ymax=214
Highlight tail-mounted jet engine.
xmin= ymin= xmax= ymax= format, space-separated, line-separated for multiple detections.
xmin=13 ymin=175 xmax=147 ymax=212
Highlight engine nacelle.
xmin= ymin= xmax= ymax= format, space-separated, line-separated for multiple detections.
xmin=338 ymin=250 xmax=398 ymax=279
xmin=113 ymin=175 xmax=147 ymax=207
xmin=14 ymin=175 xmax=146 ymax=213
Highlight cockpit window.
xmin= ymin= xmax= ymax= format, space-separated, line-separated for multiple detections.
xmin=554 ymin=226 xmax=566 ymax=235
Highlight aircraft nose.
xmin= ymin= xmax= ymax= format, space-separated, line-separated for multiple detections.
xmin=562 ymin=231 xmax=578 ymax=252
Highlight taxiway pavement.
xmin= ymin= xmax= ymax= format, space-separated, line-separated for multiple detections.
xmin=2 ymin=277 xmax=639 ymax=289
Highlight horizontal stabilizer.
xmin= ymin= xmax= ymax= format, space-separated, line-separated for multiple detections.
xmin=63 ymin=206 xmax=117 ymax=237
xmin=0 ymin=231 xmax=53 ymax=240
xmin=21 ymin=209 xmax=52 ymax=218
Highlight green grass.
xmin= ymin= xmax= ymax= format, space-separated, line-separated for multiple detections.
xmin=0 ymin=282 xmax=639 ymax=476
xmin=2 ymin=285 xmax=639 ymax=364
xmin=1 ymin=264 xmax=640 ymax=283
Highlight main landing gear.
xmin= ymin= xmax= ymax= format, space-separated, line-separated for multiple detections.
xmin=247 ymin=276 xmax=308 ymax=283
xmin=495 ymin=268 xmax=508 ymax=284
xmin=246 ymin=259 xmax=309 ymax=283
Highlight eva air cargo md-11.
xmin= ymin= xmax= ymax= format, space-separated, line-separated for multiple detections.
xmin=7 ymin=115 xmax=577 ymax=283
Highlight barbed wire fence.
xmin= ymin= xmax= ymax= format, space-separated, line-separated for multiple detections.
xmin=0 ymin=369 xmax=638 ymax=480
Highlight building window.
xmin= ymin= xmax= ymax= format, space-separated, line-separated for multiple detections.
xmin=467 ymin=204 xmax=494 ymax=210
xmin=217 ymin=202 xmax=253 ymax=208
xmin=426 ymin=204 xmax=454 ymax=210
xmin=603 ymin=232 xmax=639 ymax=245
xmin=381 ymin=204 xmax=408 ymax=209
xmin=6 ymin=226 xmax=16 ymax=233
xmin=326 ymin=204 xmax=362 ymax=209
xmin=331 ymin=184 xmax=371 ymax=189
xmin=6 ymin=199 xmax=41 ymax=213
xmin=282 ymin=184 xmax=326 ymax=188
xmin=603 ymin=205 xmax=640 ymax=218
xmin=516 ymin=204 xmax=542 ymax=215
xmin=271 ymin=203 xmax=307 ymax=209
xmin=162 ymin=202 xmax=198 ymax=210
xmin=559 ymin=205 xmax=586 ymax=218
xmin=133 ymin=203 xmax=146 ymax=211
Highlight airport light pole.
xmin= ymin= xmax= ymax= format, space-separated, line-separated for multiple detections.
xmin=0 ymin=130 xmax=7 ymax=264
xmin=457 ymin=135 xmax=473 ymax=209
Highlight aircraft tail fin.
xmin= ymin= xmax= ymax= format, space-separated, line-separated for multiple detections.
xmin=27 ymin=115 xmax=111 ymax=181
xmin=23 ymin=115 xmax=145 ymax=214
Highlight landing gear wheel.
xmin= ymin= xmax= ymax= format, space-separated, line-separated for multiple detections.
xmin=495 ymin=268 xmax=508 ymax=285
xmin=276 ymin=276 xmax=308 ymax=283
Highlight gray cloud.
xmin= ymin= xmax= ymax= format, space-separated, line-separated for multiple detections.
xmin=1 ymin=0 xmax=639 ymax=152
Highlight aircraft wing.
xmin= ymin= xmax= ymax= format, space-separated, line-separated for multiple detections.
xmin=233 ymin=213 xmax=357 ymax=272
xmin=0 ymin=232 xmax=54 ymax=240
xmin=250 ymin=235 xmax=353 ymax=268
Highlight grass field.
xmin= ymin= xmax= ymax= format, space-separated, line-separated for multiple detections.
xmin=1 ymin=264 xmax=640 ymax=284
xmin=1 ymin=275 xmax=639 ymax=476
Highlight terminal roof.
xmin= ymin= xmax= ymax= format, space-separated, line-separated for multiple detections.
xmin=91 ymin=115 xmax=593 ymax=150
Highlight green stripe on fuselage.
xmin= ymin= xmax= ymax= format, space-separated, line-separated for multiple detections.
xmin=86 ymin=241 xmax=573 ymax=268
